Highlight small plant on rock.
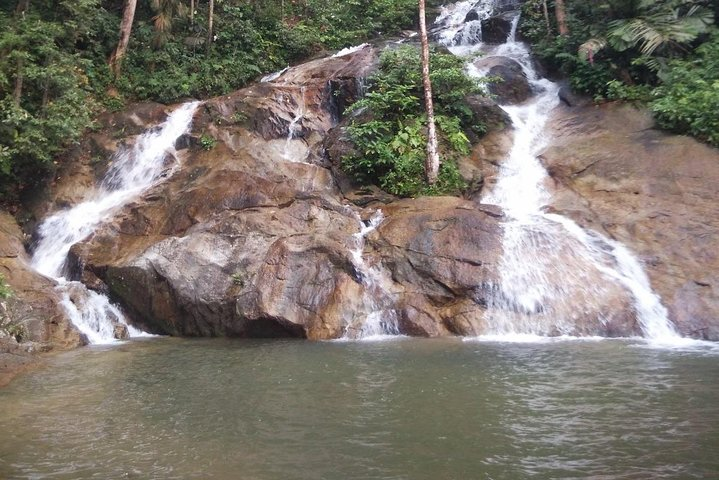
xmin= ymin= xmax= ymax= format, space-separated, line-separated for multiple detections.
xmin=0 ymin=274 xmax=24 ymax=342
xmin=200 ymin=134 xmax=217 ymax=151
xmin=231 ymin=272 xmax=245 ymax=287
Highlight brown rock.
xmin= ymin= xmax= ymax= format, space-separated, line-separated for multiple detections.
xmin=474 ymin=56 xmax=531 ymax=104
xmin=0 ymin=212 xmax=83 ymax=386
xmin=542 ymin=102 xmax=719 ymax=339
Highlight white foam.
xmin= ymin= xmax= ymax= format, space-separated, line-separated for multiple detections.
xmin=31 ymin=102 xmax=200 ymax=343
xmin=332 ymin=43 xmax=370 ymax=58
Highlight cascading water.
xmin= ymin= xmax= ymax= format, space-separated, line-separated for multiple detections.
xmin=31 ymin=102 xmax=200 ymax=343
xmin=434 ymin=1 xmax=681 ymax=342
xmin=344 ymin=210 xmax=400 ymax=340
xmin=282 ymin=87 xmax=306 ymax=161
xmin=433 ymin=0 xmax=494 ymax=47
xmin=260 ymin=66 xmax=289 ymax=83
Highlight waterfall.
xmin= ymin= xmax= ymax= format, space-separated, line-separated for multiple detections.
xmin=282 ymin=87 xmax=306 ymax=162
xmin=31 ymin=102 xmax=200 ymax=344
xmin=344 ymin=210 xmax=400 ymax=340
xmin=332 ymin=43 xmax=370 ymax=58
xmin=433 ymin=0 xmax=495 ymax=47
xmin=261 ymin=66 xmax=289 ymax=83
xmin=434 ymin=3 xmax=681 ymax=341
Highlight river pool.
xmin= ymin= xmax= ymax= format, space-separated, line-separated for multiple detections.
xmin=1 ymin=337 xmax=717 ymax=479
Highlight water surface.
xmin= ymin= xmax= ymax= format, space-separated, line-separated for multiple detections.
xmin=1 ymin=338 xmax=717 ymax=479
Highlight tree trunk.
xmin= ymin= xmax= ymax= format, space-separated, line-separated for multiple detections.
xmin=190 ymin=0 xmax=194 ymax=25
xmin=542 ymin=0 xmax=551 ymax=37
xmin=206 ymin=0 xmax=215 ymax=54
xmin=418 ymin=0 xmax=440 ymax=185
xmin=108 ymin=0 xmax=137 ymax=80
xmin=15 ymin=0 xmax=29 ymax=15
xmin=13 ymin=58 xmax=24 ymax=107
xmin=12 ymin=0 xmax=29 ymax=106
xmin=554 ymin=0 xmax=569 ymax=36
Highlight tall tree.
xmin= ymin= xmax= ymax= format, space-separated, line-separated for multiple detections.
xmin=542 ymin=0 xmax=551 ymax=37
xmin=150 ymin=0 xmax=187 ymax=47
xmin=109 ymin=0 xmax=137 ymax=79
xmin=418 ymin=0 xmax=440 ymax=185
xmin=12 ymin=0 xmax=30 ymax=106
xmin=555 ymin=0 xmax=569 ymax=36
xmin=206 ymin=0 xmax=215 ymax=54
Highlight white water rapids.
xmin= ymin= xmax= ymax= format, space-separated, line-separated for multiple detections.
xmin=31 ymin=102 xmax=200 ymax=344
xmin=435 ymin=1 xmax=684 ymax=343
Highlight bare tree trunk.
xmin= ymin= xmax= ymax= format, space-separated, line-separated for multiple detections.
xmin=12 ymin=0 xmax=29 ymax=106
xmin=190 ymin=0 xmax=194 ymax=25
xmin=206 ymin=0 xmax=215 ymax=54
xmin=108 ymin=0 xmax=138 ymax=80
xmin=554 ymin=0 xmax=569 ymax=36
xmin=418 ymin=0 xmax=440 ymax=185
xmin=13 ymin=58 xmax=24 ymax=107
xmin=15 ymin=0 xmax=29 ymax=15
xmin=542 ymin=0 xmax=551 ymax=37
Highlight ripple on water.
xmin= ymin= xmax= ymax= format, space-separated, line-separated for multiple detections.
xmin=0 ymin=338 xmax=718 ymax=480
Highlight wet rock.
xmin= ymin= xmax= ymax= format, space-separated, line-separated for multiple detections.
xmin=464 ymin=94 xmax=512 ymax=133
xmin=465 ymin=10 xmax=480 ymax=22
xmin=558 ymin=82 xmax=591 ymax=107
xmin=0 ymin=211 xmax=83 ymax=385
xmin=474 ymin=57 xmax=531 ymax=104
xmin=113 ymin=323 xmax=129 ymax=340
xmin=371 ymin=197 xmax=504 ymax=335
xmin=543 ymin=102 xmax=719 ymax=339
xmin=481 ymin=12 xmax=517 ymax=44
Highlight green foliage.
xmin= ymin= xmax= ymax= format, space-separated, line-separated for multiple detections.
xmin=0 ymin=5 xmax=98 ymax=201
xmin=605 ymin=79 xmax=653 ymax=102
xmin=116 ymin=0 xmax=424 ymax=103
xmin=0 ymin=273 xmax=11 ymax=300
xmin=199 ymin=134 xmax=217 ymax=151
xmin=0 ymin=273 xmax=23 ymax=342
xmin=650 ymin=33 xmax=719 ymax=146
xmin=0 ymin=0 xmax=427 ymax=201
xmin=520 ymin=0 xmax=718 ymax=145
xmin=341 ymin=46 xmax=482 ymax=198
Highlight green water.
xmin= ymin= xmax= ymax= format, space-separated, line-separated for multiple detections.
xmin=0 ymin=337 xmax=717 ymax=479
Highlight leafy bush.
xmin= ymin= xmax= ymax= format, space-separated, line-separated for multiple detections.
xmin=341 ymin=46 xmax=483 ymax=197
xmin=0 ymin=274 xmax=24 ymax=342
xmin=650 ymin=33 xmax=719 ymax=146
xmin=0 ymin=7 xmax=97 ymax=201
xmin=0 ymin=274 xmax=11 ymax=300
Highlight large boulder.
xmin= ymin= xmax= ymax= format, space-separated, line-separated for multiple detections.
xmin=542 ymin=102 xmax=719 ymax=339
xmin=372 ymin=197 xmax=504 ymax=336
xmin=481 ymin=11 xmax=518 ymax=44
xmin=474 ymin=56 xmax=532 ymax=104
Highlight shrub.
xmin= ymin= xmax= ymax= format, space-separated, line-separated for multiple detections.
xmin=650 ymin=33 xmax=719 ymax=147
xmin=341 ymin=46 xmax=484 ymax=197
xmin=0 ymin=274 xmax=24 ymax=342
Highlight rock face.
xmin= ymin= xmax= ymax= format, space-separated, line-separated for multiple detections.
xmin=543 ymin=102 xmax=719 ymax=340
xmin=0 ymin=212 xmax=83 ymax=386
xmin=48 ymin=46 xmax=505 ymax=341
xmin=28 ymin=44 xmax=719 ymax=343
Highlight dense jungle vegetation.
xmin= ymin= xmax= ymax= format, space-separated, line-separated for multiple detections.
xmin=521 ymin=0 xmax=718 ymax=145
xmin=0 ymin=0 xmax=426 ymax=201
xmin=0 ymin=0 xmax=717 ymax=202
